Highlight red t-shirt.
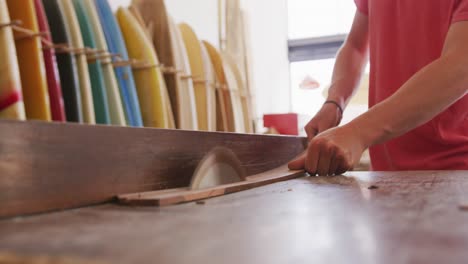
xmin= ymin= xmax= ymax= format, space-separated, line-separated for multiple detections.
xmin=354 ymin=0 xmax=468 ymax=170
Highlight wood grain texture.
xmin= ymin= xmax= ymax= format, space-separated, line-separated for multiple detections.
xmin=0 ymin=171 xmax=467 ymax=264
xmin=0 ymin=120 xmax=306 ymax=218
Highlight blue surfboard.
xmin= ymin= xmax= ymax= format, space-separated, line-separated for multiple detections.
xmin=95 ymin=0 xmax=143 ymax=127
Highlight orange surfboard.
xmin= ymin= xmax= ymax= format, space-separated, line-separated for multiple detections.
xmin=0 ymin=0 xmax=26 ymax=120
xmin=7 ymin=0 xmax=51 ymax=120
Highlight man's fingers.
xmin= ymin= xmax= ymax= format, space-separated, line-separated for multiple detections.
xmin=305 ymin=126 xmax=318 ymax=140
xmin=328 ymin=153 xmax=339 ymax=176
xmin=288 ymin=153 xmax=306 ymax=170
xmin=335 ymin=155 xmax=353 ymax=175
xmin=305 ymin=143 xmax=320 ymax=175
xmin=317 ymin=146 xmax=333 ymax=176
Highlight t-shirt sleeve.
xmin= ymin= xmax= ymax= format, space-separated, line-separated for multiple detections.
xmin=452 ymin=0 xmax=468 ymax=23
xmin=354 ymin=0 xmax=368 ymax=15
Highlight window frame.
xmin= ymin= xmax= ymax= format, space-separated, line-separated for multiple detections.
xmin=288 ymin=34 xmax=346 ymax=62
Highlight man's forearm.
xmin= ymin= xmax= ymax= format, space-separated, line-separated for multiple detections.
xmin=327 ymin=43 xmax=369 ymax=110
xmin=350 ymin=53 xmax=468 ymax=148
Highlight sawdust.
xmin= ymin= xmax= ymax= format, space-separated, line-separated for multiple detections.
xmin=308 ymin=175 xmax=359 ymax=187
xmin=0 ymin=252 xmax=106 ymax=264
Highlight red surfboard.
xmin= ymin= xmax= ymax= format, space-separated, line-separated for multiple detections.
xmin=34 ymin=0 xmax=66 ymax=121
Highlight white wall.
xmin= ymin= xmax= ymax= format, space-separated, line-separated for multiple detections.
xmin=110 ymin=0 xmax=291 ymax=121
xmin=241 ymin=0 xmax=291 ymax=118
xmin=109 ymin=0 xmax=219 ymax=45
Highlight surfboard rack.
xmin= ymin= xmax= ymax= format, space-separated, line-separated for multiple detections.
xmin=87 ymin=52 xmax=121 ymax=63
xmin=11 ymin=24 xmax=48 ymax=41
xmin=0 ymin=19 xmax=22 ymax=28
xmin=161 ymin=66 xmax=184 ymax=75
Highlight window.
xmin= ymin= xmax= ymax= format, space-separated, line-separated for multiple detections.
xmin=288 ymin=0 xmax=368 ymax=127
xmin=288 ymin=0 xmax=356 ymax=40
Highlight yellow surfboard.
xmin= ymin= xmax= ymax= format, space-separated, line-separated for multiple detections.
xmin=202 ymin=41 xmax=235 ymax=132
xmin=128 ymin=5 xmax=176 ymax=129
xmin=7 ymin=0 xmax=51 ymax=121
xmin=81 ymin=0 xmax=126 ymax=126
xmin=131 ymin=0 xmax=197 ymax=130
xmin=168 ymin=17 xmax=198 ymax=130
xmin=179 ymin=23 xmax=216 ymax=132
xmin=0 ymin=0 xmax=26 ymax=120
xmin=59 ymin=0 xmax=95 ymax=124
xmin=116 ymin=7 xmax=169 ymax=128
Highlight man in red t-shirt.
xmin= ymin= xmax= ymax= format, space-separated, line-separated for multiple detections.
xmin=289 ymin=0 xmax=468 ymax=174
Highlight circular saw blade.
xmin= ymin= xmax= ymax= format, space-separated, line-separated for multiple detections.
xmin=190 ymin=147 xmax=246 ymax=190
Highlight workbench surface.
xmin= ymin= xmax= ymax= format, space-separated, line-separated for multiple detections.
xmin=1 ymin=171 xmax=467 ymax=264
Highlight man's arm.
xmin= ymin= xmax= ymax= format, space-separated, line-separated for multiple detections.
xmin=290 ymin=21 xmax=468 ymax=176
xmin=327 ymin=11 xmax=369 ymax=110
xmin=304 ymin=11 xmax=369 ymax=138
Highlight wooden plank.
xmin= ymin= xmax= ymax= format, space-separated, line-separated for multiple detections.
xmin=0 ymin=171 xmax=467 ymax=264
xmin=118 ymin=166 xmax=306 ymax=206
xmin=0 ymin=120 xmax=306 ymax=218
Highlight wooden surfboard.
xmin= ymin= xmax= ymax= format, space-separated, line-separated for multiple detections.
xmin=77 ymin=0 xmax=126 ymax=127
xmin=95 ymin=0 xmax=144 ymax=128
xmin=116 ymin=7 xmax=169 ymax=128
xmin=169 ymin=17 xmax=198 ymax=130
xmin=34 ymin=0 xmax=66 ymax=122
xmin=131 ymin=0 xmax=197 ymax=130
xmin=202 ymin=41 xmax=235 ymax=132
xmin=59 ymin=0 xmax=98 ymax=124
xmin=221 ymin=53 xmax=245 ymax=133
xmin=179 ymin=23 xmax=216 ymax=132
xmin=6 ymin=0 xmax=51 ymax=121
xmin=127 ymin=5 xmax=176 ymax=129
xmin=224 ymin=53 xmax=253 ymax=133
xmin=42 ymin=0 xmax=83 ymax=123
xmin=225 ymin=0 xmax=249 ymax=88
xmin=200 ymin=43 xmax=217 ymax=132
xmin=0 ymin=0 xmax=26 ymax=120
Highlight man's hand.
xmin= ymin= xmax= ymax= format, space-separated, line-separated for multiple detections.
xmin=305 ymin=103 xmax=342 ymax=140
xmin=289 ymin=124 xmax=366 ymax=176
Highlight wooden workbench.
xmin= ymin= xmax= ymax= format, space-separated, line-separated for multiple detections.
xmin=1 ymin=171 xmax=467 ymax=264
